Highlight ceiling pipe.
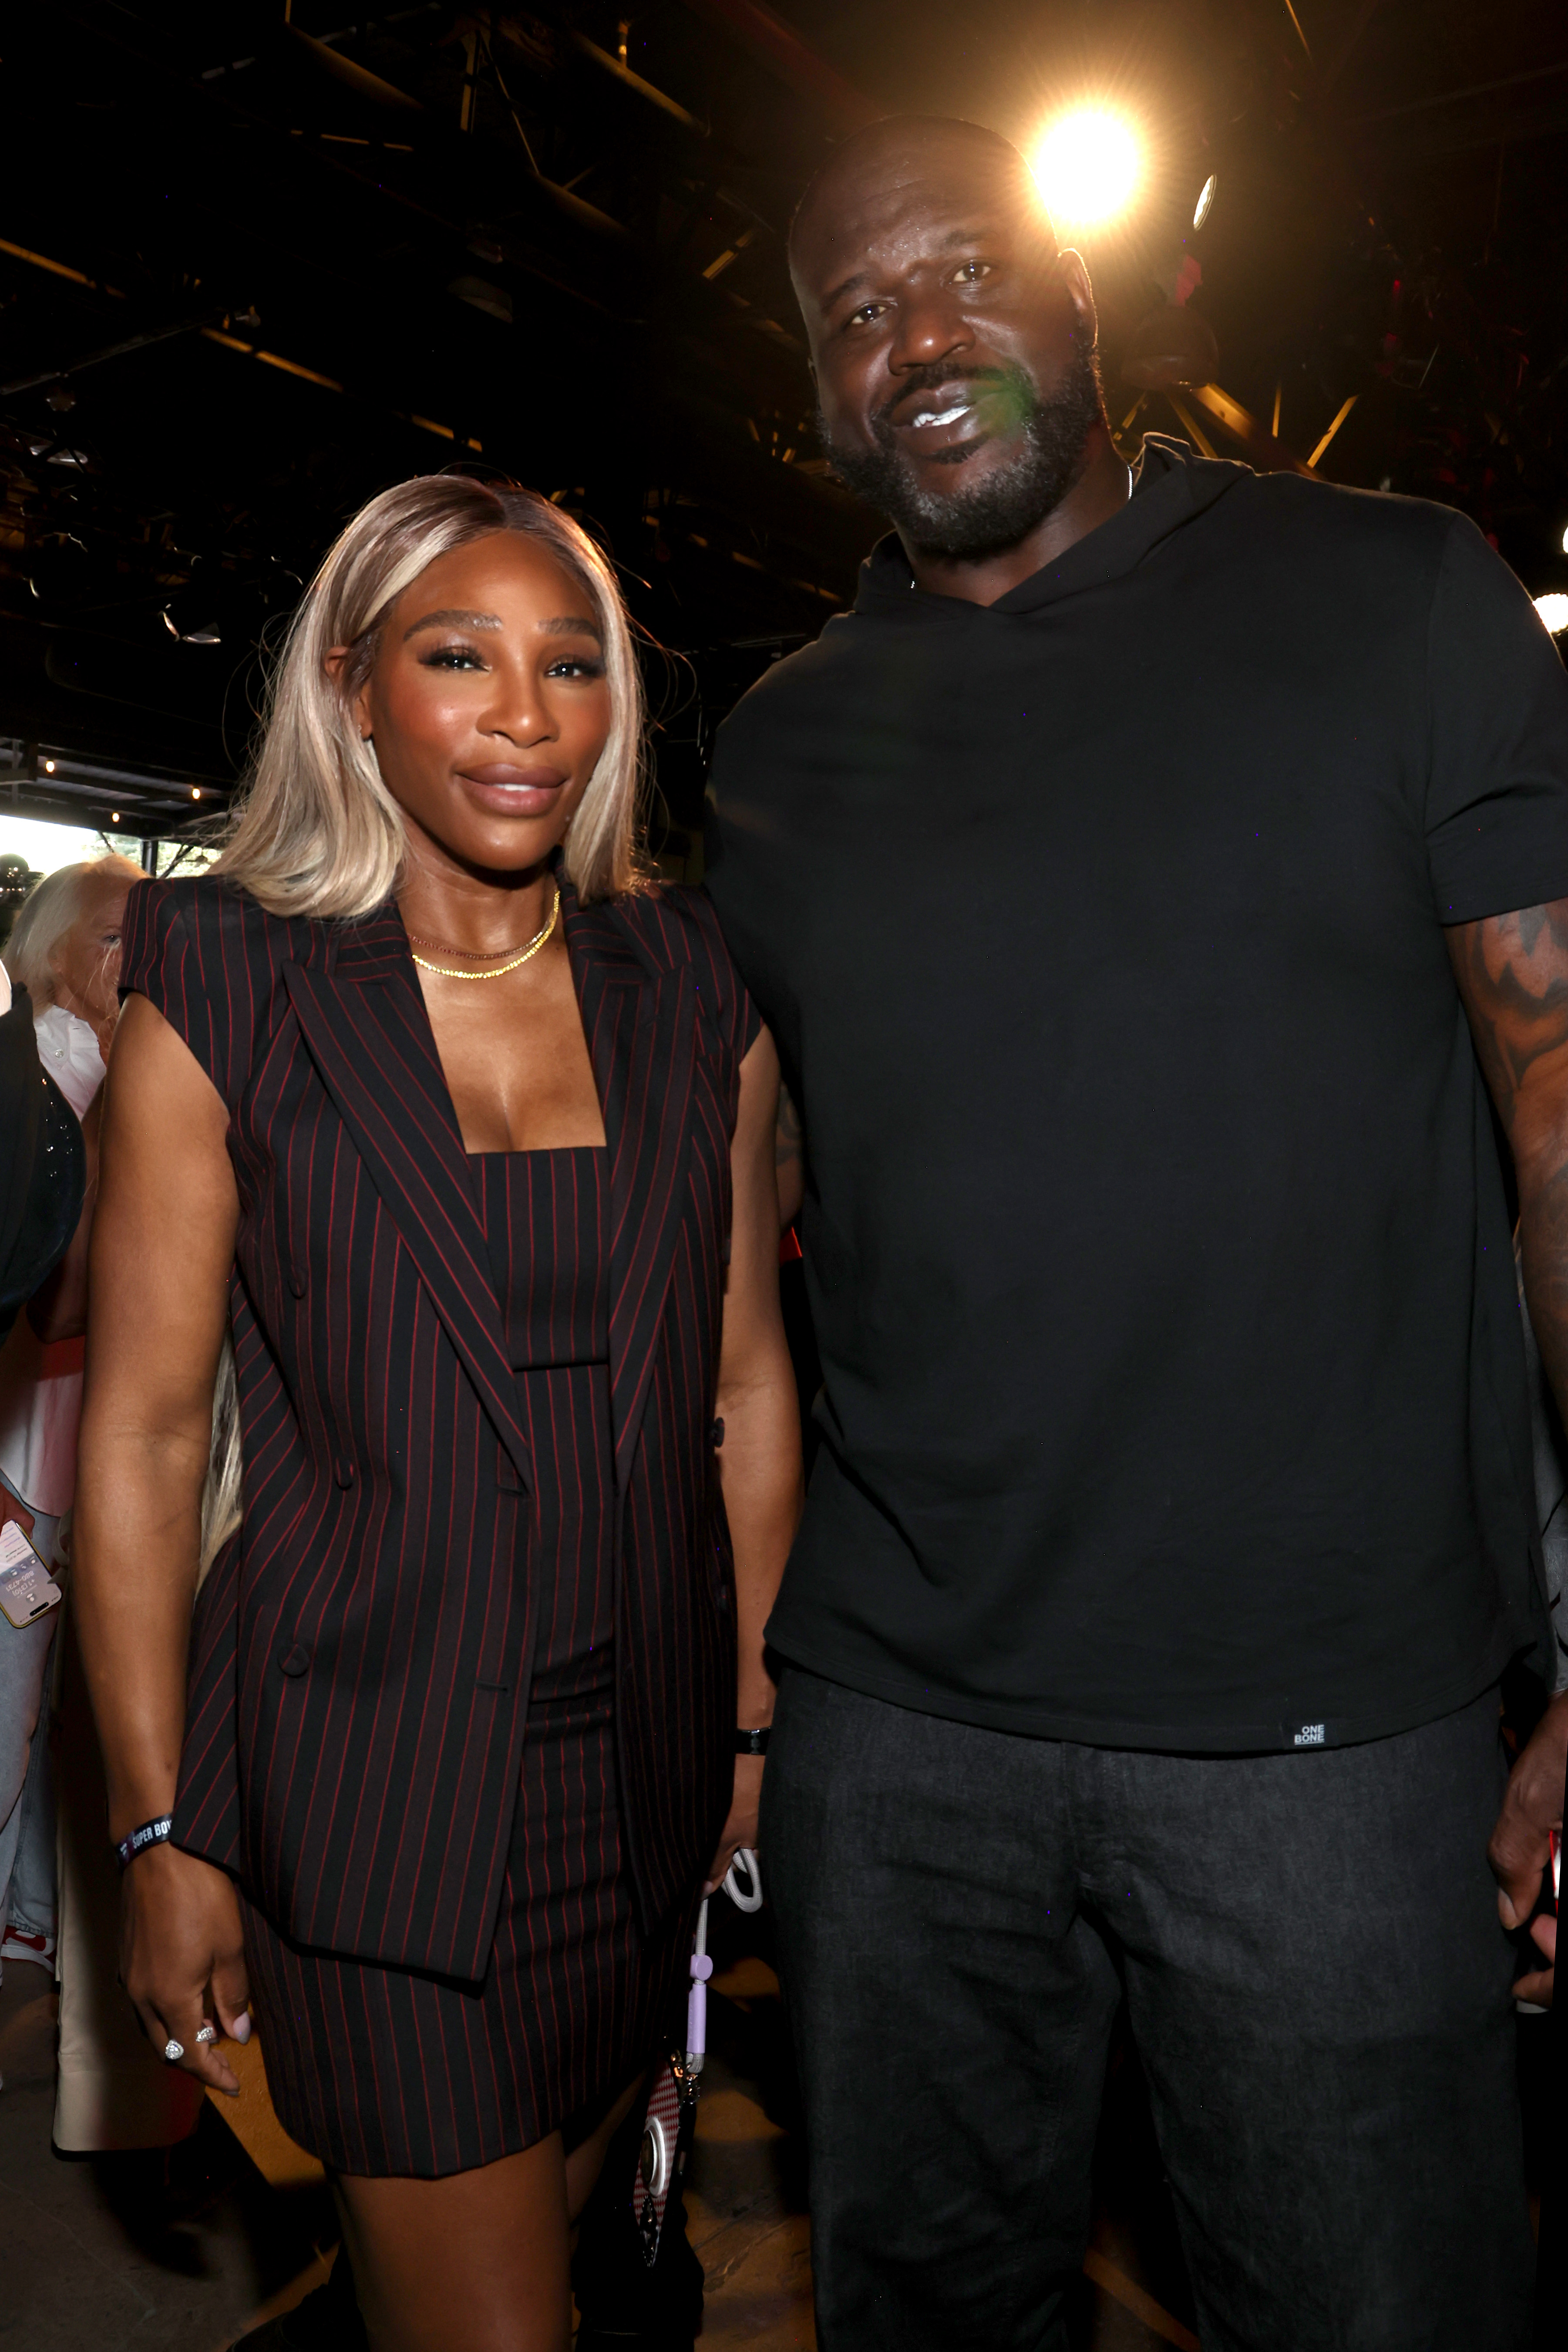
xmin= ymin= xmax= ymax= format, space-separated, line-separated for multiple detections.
xmin=569 ymin=32 xmax=710 ymax=136
xmin=678 ymin=0 xmax=878 ymax=135
xmin=285 ymin=24 xmax=423 ymax=113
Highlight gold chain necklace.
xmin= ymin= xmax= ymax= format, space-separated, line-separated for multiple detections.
xmin=407 ymin=886 xmax=561 ymax=980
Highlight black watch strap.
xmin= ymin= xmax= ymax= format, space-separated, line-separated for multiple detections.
xmin=735 ymin=1726 xmax=771 ymax=1756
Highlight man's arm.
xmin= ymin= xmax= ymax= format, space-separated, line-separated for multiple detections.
xmin=1448 ymin=900 xmax=1568 ymax=2002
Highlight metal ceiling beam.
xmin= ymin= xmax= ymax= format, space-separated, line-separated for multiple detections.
xmin=569 ymin=32 xmax=709 ymax=136
xmin=1318 ymin=0 xmax=1384 ymax=96
xmin=679 ymin=0 xmax=878 ymax=135
xmin=1 ymin=307 xmax=226 ymax=400
xmin=284 ymin=24 xmax=423 ymax=114
xmin=1349 ymin=53 xmax=1568 ymax=126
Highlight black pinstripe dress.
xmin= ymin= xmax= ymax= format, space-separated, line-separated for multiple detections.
xmin=243 ymin=1145 xmax=690 ymax=2177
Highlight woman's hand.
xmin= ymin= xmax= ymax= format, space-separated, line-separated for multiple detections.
xmin=120 ymin=1843 xmax=252 ymax=2094
xmin=704 ymin=1753 xmax=765 ymax=1895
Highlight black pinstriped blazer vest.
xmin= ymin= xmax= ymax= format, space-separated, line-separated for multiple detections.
xmin=119 ymin=870 xmax=748 ymax=1984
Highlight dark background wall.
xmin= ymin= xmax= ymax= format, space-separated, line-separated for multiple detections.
xmin=1 ymin=0 xmax=1565 ymax=857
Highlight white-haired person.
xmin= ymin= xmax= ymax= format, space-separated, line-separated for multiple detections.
xmin=0 ymin=855 xmax=142 ymax=2000
xmin=73 ymin=475 xmax=800 ymax=2352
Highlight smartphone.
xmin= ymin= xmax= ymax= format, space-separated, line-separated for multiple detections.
xmin=0 ymin=1517 xmax=63 ymax=1629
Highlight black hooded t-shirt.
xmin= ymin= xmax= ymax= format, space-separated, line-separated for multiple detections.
xmin=706 ymin=437 xmax=1568 ymax=1752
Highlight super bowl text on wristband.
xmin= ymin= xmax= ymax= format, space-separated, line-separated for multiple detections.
xmin=734 ymin=1727 xmax=771 ymax=1756
xmin=114 ymin=1815 xmax=174 ymax=1872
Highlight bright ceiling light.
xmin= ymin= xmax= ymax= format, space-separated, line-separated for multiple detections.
xmin=1535 ymin=592 xmax=1568 ymax=636
xmin=1561 ymin=524 xmax=1568 ymax=555
xmin=1193 ymin=172 xmax=1217 ymax=230
xmin=1030 ymin=110 xmax=1142 ymax=232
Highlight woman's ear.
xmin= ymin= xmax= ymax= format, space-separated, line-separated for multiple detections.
xmin=324 ymin=646 xmax=374 ymax=743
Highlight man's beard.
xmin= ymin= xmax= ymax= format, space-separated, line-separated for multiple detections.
xmin=818 ymin=340 xmax=1105 ymax=561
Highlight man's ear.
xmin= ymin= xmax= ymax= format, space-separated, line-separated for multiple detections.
xmin=1054 ymin=248 xmax=1099 ymax=349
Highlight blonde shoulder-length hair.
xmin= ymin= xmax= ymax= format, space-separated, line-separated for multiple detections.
xmin=214 ymin=475 xmax=646 ymax=917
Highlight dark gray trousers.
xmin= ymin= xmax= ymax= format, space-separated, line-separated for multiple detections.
xmin=762 ymin=1668 xmax=1535 ymax=2352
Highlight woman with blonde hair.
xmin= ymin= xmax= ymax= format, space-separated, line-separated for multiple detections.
xmin=73 ymin=477 xmax=800 ymax=2352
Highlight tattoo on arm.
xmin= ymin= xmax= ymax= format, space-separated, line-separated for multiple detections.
xmin=1449 ymin=898 xmax=1568 ymax=1416
xmin=1447 ymin=901 xmax=1568 ymax=1113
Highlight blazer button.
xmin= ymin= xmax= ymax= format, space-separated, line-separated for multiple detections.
xmin=288 ymin=1267 xmax=307 ymax=1298
xmin=278 ymin=1643 xmax=310 ymax=1677
xmin=710 ymin=1419 xmax=725 ymax=1449
xmin=334 ymin=1458 xmax=356 ymax=1489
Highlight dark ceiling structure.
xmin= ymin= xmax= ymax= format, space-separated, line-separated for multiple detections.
xmin=2 ymin=0 xmax=1566 ymax=858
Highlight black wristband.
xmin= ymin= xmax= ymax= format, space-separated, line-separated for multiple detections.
xmin=735 ymin=1727 xmax=771 ymax=1756
xmin=114 ymin=1816 xmax=173 ymax=1871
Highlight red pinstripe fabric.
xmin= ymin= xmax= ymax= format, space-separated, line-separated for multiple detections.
xmin=118 ymin=868 xmax=751 ymax=2042
xmin=241 ymin=1684 xmax=690 ymax=2175
xmin=237 ymin=1147 xmax=680 ymax=2174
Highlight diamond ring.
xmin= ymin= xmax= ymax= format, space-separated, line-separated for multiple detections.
xmin=195 ymin=2025 xmax=216 ymax=2044
xmin=162 ymin=2038 xmax=184 ymax=2062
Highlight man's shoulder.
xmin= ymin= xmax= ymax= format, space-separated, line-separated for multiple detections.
xmin=717 ymin=614 xmax=867 ymax=742
xmin=1226 ymin=465 xmax=1468 ymax=574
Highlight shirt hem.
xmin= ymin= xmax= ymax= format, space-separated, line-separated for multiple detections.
xmin=765 ymin=1625 xmax=1518 ymax=1754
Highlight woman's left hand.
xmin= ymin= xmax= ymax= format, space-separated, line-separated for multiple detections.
xmin=704 ymin=1753 xmax=765 ymax=1894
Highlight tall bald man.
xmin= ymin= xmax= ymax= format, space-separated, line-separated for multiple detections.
xmin=704 ymin=116 xmax=1568 ymax=2351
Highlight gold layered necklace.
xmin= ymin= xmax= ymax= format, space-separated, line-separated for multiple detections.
xmin=407 ymin=886 xmax=562 ymax=980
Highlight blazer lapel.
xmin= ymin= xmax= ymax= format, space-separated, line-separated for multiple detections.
xmin=564 ymin=884 xmax=699 ymax=1488
xmin=283 ymin=906 xmax=532 ymax=1492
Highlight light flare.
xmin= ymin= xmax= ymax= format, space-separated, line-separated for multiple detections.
xmin=1030 ymin=110 xmax=1143 ymax=233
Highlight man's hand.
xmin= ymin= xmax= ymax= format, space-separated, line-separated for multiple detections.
xmin=704 ymin=1753 xmax=765 ymax=1896
xmin=1488 ymin=1686 xmax=1567 ymax=2005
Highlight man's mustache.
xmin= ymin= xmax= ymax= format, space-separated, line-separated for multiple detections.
xmin=875 ymin=363 xmax=1036 ymax=440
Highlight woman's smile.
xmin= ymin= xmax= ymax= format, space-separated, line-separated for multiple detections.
xmin=454 ymin=760 xmax=571 ymax=818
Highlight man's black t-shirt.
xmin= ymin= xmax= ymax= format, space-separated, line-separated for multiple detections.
xmin=706 ymin=438 xmax=1568 ymax=1752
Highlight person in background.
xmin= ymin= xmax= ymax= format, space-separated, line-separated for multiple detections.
xmin=0 ymin=855 xmax=141 ymax=1990
xmin=0 ymin=952 xmax=85 ymax=2046
xmin=0 ymin=962 xmax=83 ymax=1350
xmin=0 ymin=856 xmax=41 ymax=956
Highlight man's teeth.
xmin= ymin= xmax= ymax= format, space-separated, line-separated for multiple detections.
xmin=910 ymin=401 xmax=972 ymax=428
